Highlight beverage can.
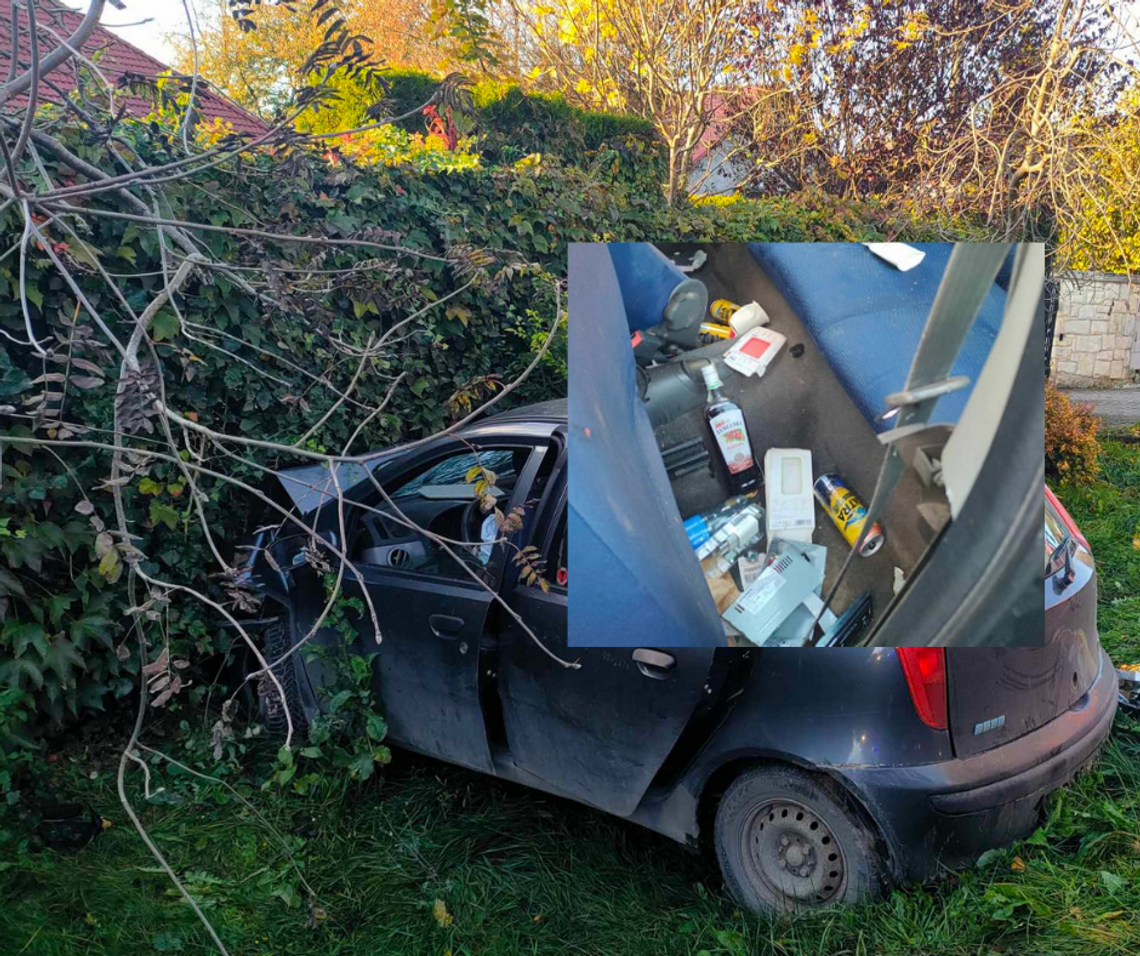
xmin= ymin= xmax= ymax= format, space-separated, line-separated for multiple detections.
xmin=710 ymin=298 xmax=741 ymax=323
xmin=813 ymin=473 xmax=885 ymax=557
xmin=699 ymin=321 xmax=734 ymax=341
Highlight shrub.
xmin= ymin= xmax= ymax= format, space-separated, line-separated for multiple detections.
xmin=1046 ymin=380 xmax=1101 ymax=485
xmin=297 ymin=69 xmax=667 ymax=189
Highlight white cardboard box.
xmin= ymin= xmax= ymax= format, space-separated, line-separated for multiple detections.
xmin=764 ymin=448 xmax=814 ymax=544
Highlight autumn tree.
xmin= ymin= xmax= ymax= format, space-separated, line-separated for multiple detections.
xmin=924 ymin=0 xmax=1140 ymax=272
xmin=503 ymin=0 xmax=744 ymax=203
xmin=728 ymin=0 xmax=1054 ymax=197
xmin=1063 ymin=85 xmax=1140 ymax=273
xmin=727 ymin=0 xmax=1139 ymax=272
xmin=172 ymin=0 xmax=449 ymax=119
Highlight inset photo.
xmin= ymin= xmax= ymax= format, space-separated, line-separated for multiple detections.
xmin=568 ymin=242 xmax=1044 ymax=648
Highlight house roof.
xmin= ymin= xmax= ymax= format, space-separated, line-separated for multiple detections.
xmin=691 ymin=89 xmax=760 ymax=166
xmin=0 ymin=0 xmax=269 ymax=135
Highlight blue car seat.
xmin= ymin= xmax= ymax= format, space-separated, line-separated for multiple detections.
xmin=746 ymin=243 xmax=1011 ymax=429
xmin=609 ymin=243 xmax=707 ymax=356
xmin=568 ymin=243 xmax=724 ymax=648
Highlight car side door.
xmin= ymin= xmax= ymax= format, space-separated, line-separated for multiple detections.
xmin=493 ymin=463 xmax=718 ymax=817
xmin=344 ymin=438 xmax=549 ymax=774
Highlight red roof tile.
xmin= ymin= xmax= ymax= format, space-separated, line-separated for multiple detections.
xmin=0 ymin=0 xmax=269 ymax=135
xmin=692 ymin=89 xmax=761 ymax=166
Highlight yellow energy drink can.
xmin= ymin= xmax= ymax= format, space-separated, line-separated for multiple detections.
xmin=699 ymin=321 xmax=734 ymax=340
xmin=710 ymin=298 xmax=741 ymax=323
xmin=813 ymin=473 xmax=885 ymax=557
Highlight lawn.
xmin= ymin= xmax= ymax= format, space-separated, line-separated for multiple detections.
xmin=3 ymin=443 xmax=1140 ymax=956
xmin=1056 ymin=438 xmax=1140 ymax=665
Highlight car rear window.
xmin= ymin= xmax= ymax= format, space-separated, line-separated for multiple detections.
xmin=1045 ymin=497 xmax=1068 ymax=561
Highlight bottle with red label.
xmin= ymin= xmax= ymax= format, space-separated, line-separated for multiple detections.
xmin=701 ymin=363 xmax=760 ymax=495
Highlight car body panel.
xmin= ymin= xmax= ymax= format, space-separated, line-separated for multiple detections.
xmin=243 ymin=397 xmax=1114 ymax=897
xmin=337 ymin=432 xmax=555 ymax=772
xmin=350 ymin=565 xmax=498 ymax=772
xmin=495 ymin=467 xmax=724 ymax=817
xmin=839 ymin=648 xmax=1116 ymax=881
xmin=947 ymin=562 xmax=1100 ymax=759
xmin=627 ymin=646 xmax=1116 ymax=882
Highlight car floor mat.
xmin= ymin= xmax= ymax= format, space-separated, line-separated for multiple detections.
xmin=653 ymin=244 xmax=939 ymax=627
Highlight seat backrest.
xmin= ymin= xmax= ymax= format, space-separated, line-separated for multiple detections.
xmin=568 ymin=243 xmax=724 ymax=648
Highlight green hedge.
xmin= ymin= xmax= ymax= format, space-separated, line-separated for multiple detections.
xmin=0 ymin=114 xmax=970 ymax=750
xmin=301 ymin=69 xmax=665 ymax=188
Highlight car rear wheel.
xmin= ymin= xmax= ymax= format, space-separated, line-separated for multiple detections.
xmin=714 ymin=765 xmax=883 ymax=915
xmin=257 ymin=616 xmax=308 ymax=738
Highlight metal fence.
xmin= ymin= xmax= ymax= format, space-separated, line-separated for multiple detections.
xmin=1044 ymin=277 xmax=1059 ymax=378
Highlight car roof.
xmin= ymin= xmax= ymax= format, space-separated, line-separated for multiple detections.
xmin=460 ymin=398 xmax=567 ymax=442
xmin=482 ymin=398 xmax=567 ymax=424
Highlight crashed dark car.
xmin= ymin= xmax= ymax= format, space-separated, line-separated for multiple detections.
xmin=237 ymin=400 xmax=1116 ymax=915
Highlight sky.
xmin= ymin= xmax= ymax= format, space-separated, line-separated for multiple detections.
xmin=59 ymin=0 xmax=209 ymax=64
xmin=63 ymin=0 xmax=1140 ymax=69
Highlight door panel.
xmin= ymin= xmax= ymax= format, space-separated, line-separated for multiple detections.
xmin=498 ymin=608 xmax=716 ymax=816
xmin=352 ymin=570 xmax=495 ymax=772
xmin=342 ymin=439 xmax=546 ymax=774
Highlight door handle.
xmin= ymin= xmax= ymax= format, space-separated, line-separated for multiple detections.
xmin=633 ymin=648 xmax=675 ymax=679
xmin=429 ymin=614 xmax=465 ymax=639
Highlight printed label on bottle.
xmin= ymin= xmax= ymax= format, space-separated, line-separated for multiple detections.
xmin=710 ymin=410 xmax=754 ymax=474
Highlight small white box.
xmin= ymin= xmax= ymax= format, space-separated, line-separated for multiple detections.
xmin=764 ymin=448 xmax=814 ymax=544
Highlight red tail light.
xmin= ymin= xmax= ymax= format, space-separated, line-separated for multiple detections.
xmin=1045 ymin=485 xmax=1089 ymax=551
xmin=897 ymin=647 xmax=948 ymax=730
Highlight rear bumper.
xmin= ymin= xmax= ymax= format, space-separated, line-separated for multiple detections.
xmin=840 ymin=649 xmax=1118 ymax=882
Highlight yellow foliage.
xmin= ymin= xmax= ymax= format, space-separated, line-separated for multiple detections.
xmin=1064 ymin=88 xmax=1140 ymax=273
xmin=170 ymin=1 xmax=445 ymax=118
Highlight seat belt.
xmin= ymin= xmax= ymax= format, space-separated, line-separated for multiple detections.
xmin=811 ymin=242 xmax=1011 ymax=646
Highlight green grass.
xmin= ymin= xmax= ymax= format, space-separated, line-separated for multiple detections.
xmin=4 ymin=441 xmax=1140 ymax=956
xmin=4 ymin=728 xmax=1140 ymax=956
xmin=1057 ymin=438 xmax=1140 ymax=664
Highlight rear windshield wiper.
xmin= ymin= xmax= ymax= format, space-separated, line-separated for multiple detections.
xmin=1047 ymin=531 xmax=1074 ymax=583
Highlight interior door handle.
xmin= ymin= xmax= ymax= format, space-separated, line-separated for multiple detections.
xmin=429 ymin=614 xmax=464 ymax=639
xmin=633 ymin=648 xmax=675 ymax=679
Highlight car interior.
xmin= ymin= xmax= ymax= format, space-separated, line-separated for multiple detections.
xmin=347 ymin=447 xmax=530 ymax=577
xmin=610 ymin=241 xmax=1021 ymax=646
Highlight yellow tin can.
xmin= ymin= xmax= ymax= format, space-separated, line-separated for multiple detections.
xmin=698 ymin=321 xmax=735 ymax=340
xmin=710 ymin=298 xmax=741 ymax=323
xmin=813 ymin=473 xmax=885 ymax=557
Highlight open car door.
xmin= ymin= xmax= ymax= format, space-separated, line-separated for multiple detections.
xmin=496 ymin=460 xmax=719 ymax=816
xmin=338 ymin=436 xmax=552 ymax=773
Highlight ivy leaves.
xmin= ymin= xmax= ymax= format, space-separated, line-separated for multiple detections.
xmin=0 ymin=618 xmax=90 ymax=724
xmin=6 ymin=622 xmax=48 ymax=660
xmin=0 ymin=346 xmax=32 ymax=399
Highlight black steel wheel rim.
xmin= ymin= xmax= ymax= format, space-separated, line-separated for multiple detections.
xmin=740 ymin=797 xmax=847 ymax=908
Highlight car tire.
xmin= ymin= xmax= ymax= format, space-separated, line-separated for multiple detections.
xmin=714 ymin=764 xmax=883 ymax=915
xmin=257 ymin=616 xmax=308 ymax=738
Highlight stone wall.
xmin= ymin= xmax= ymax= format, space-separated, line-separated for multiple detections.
xmin=1050 ymin=272 xmax=1140 ymax=387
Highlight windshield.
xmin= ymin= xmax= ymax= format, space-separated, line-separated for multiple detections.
xmin=394 ymin=449 xmax=522 ymax=499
